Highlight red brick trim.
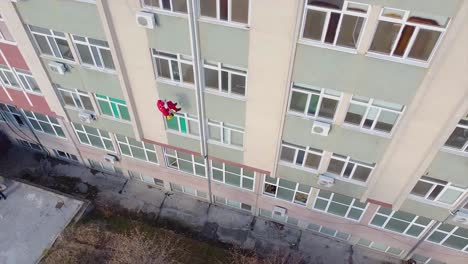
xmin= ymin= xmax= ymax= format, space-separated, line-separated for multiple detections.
xmin=366 ymin=198 xmax=393 ymax=208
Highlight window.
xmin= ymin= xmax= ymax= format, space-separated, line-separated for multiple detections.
xmin=356 ymin=238 xmax=405 ymax=256
xmin=95 ymin=94 xmax=130 ymax=121
xmin=53 ymin=149 xmax=78 ymax=161
xmin=23 ymin=110 xmax=66 ymax=138
xmin=166 ymin=112 xmax=199 ymax=136
xmin=258 ymin=208 xmax=299 ymax=226
xmin=57 ymin=87 xmax=94 ymax=111
xmin=301 ymin=0 xmax=369 ymax=50
xmin=152 ymin=49 xmax=194 ymax=84
xmin=369 ymin=8 xmax=449 ymax=65
xmin=15 ymin=69 xmax=41 ymax=93
xmin=288 ymin=84 xmax=341 ymax=120
xmin=410 ymin=176 xmax=465 ymax=206
xmin=115 ymin=134 xmax=158 ymax=164
xmin=17 ymin=139 xmax=43 ymax=152
xmin=0 ymin=66 xmax=20 ymax=89
xmin=207 ymin=120 xmax=244 ymax=147
xmin=306 ymin=222 xmax=350 ymax=241
xmin=427 ymin=223 xmax=468 ymax=252
xmin=214 ymin=195 xmax=252 ymax=212
xmin=72 ymin=123 xmax=114 ymax=151
xmin=170 ymin=183 xmax=207 ymax=199
xmin=263 ymin=176 xmax=311 ymax=205
xmin=164 ymin=148 xmax=206 ymax=177
xmin=326 ymin=153 xmax=375 ymax=183
xmin=0 ymin=15 xmax=15 ymax=43
xmin=142 ymin=0 xmax=188 ymax=14
xmin=72 ymin=35 xmax=115 ymax=70
xmin=0 ymin=103 xmax=25 ymax=127
xmin=28 ymin=25 xmax=74 ymax=61
xmin=411 ymin=253 xmax=446 ymax=264
xmin=444 ymin=118 xmax=468 ymax=153
xmin=128 ymin=170 xmax=164 ymax=186
xmin=279 ymin=143 xmax=323 ymax=171
xmin=344 ymin=96 xmax=404 ymax=134
xmin=204 ymin=61 xmax=247 ymax=96
xmin=211 ymin=160 xmax=254 ymax=191
xmin=313 ymin=190 xmax=367 ymax=221
xmin=200 ymin=0 xmax=249 ymax=24
xmin=370 ymin=207 xmax=433 ymax=238
xmin=88 ymin=159 xmax=122 ymax=175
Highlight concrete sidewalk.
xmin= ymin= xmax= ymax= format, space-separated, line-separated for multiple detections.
xmin=0 ymin=147 xmax=400 ymax=264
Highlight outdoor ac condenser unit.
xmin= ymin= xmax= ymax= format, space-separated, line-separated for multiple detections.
xmin=311 ymin=120 xmax=331 ymax=136
xmin=136 ymin=11 xmax=155 ymax=29
xmin=318 ymin=175 xmax=335 ymax=188
xmin=48 ymin=61 xmax=66 ymax=75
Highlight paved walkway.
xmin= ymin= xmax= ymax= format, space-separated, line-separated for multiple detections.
xmin=0 ymin=147 xmax=400 ymax=264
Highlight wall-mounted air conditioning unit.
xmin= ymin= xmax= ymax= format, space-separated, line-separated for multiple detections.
xmin=48 ymin=61 xmax=66 ymax=75
xmin=311 ymin=120 xmax=331 ymax=136
xmin=318 ymin=175 xmax=335 ymax=188
xmin=136 ymin=11 xmax=155 ymax=29
xmin=453 ymin=211 xmax=468 ymax=225
xmin=272 ymin=206 xmax=287 ymax=217
xmin=78 ymin=111 xmax=96 ymax=124
xmin=104 ymin=154 xmax=118 ymax=164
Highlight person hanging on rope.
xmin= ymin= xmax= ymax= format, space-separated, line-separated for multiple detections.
xmin=157 ymin=99 xmax=181 ymax=120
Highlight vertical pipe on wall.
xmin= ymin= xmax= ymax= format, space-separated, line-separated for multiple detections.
xmin=187 ymin=0 xmax=212 ymax=203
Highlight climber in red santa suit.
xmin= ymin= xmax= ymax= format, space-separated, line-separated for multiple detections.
xmin=157 ymin=99 xmax=181 ymax=120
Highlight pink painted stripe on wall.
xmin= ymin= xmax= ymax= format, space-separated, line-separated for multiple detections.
xmin=27 ymin=93 xmax=57 ymax=117
xmin=0 ymin=87 xmax=57 ymax=117
xmin=0 ymin=86 xmax=11 ymax=103
xmin=0 ymin=43 xmax=29 ymax=71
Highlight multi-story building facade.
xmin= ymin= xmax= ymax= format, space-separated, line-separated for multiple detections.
xmin=0 ymin=0 xmax=467 ymax=263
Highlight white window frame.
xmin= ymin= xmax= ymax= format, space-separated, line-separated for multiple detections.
xmin=164 ymin=148 xmax=206 ymax=177
xmin=0 ymin=66 xmax=20 ymax=89
xmin=207 ymin=120 xmax=244 ymax=148
xmin=170 ymin=183 xmax=208 ymax=199
xmin=23 ymin=110 xmax=66 ymax=138
xmin=442 ymin=118 xmax=468 ymax=155
xmin=279 ymin=143 xmax=324 ymax=172
xmin=306 ymin=222 xmax=351 ymax=241
xmin=313 ymin=190 xmax=368 ymax=221
xmin=15 ymin=69 xmax=41 ymax=94
xmin=95 ymin=94 xmax=130 ymax=121
xmin=356 ymin=238 xmax=405 ymax=256
xmin=203 ymin=61 xmax=247 ymax=97
xmin=369 ymin=207 xmax=433 ymax=238
xmin=288 ymin=84 xmax=341 ymax=121
xmin=0 ymin=103 xmax=25 ymax=127
xmin=210 ymin=160 xmax=255 ymax=191
xmin=300 ymin=0 xmax=370 ymax=53
xmin=57 ymin=87 xmax=94 ymax=111
xmin=128 ymin=170 xmax=164 ymax=186
xmin=71 ymin=34 xmax=115 ymax=71
xmin=165 ymin=112 xmax=200 ymax=137
xmin=17 ymin=139 xmax=44 ymax=152
xmin=343 ymin=97 xmax=404 ymax=136
xmin=115 ymin=135 xmax=158 ymax=164
xmin=152 ymin=49 xmax=194 ymax=85
xmin=199 ymin=0 xmax=250 ymax=26
xmin=258 ymin=208 xmax=300 ymax=226
xmin=326 ymin=153 xmax=375 ymax=184
xmin=141 ymin=0 xmax=188 ymax=15
xmin=88 ymin=159 xmax=122 ymax=175
xmin=72 ymin=123 xmax=115 ymax=151
xmin=410 ymin=176 xmax=466 ymax=206
xmin=27 ymin=25 xmax=74 ymax=62
xmin=367 ymin=7 xmax=449 ymax=67
xmin=53 ymin=149 xmax=78 ymax=161
xmin=426 ymin=223 xmax=468 ymax=252
xmin=214 ymin=195 xmax=252 ymax=212
xmin=263 ymin=176 xmax=311 ymax=206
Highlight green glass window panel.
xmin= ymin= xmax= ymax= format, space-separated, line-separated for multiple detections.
xmin=357 ymin=238 xmax=372 ymax=247
xmin=307 ymin=223 xmax=320 ymax=231
xmin=167 ymin=157 xmax=178 ymax=168
xmin=178 ymin=160 xmax=193 ymax=174
xmin=393 ymin=211 xmax=416 ymax=222
xmin=438 ymin=189 xmax=463 ymax=204
xmin=193 ymin=155 xmax=204 ymax=164
xmin=370 ymin=242 xmax=388 ymax=251
xmin=443 ymin=236 xmax=467 ymax=250
xmin=77 ymin=132 xmax=90 ymax=144
xmin=126 ymin=137 xmax=141 ymax=147
xmin=225 ymin=172 xmax=241 ymax=187
xmin=225 ymin=164 xmax=241 ymax=174
xmin=332 ymin=193 xmax=352 ymax=205
xmin=143 ymin=142 xmax=155 ymax=150
xmin=307 ymin=94 xmax=320 ymax=115
xmin=119 ymin=105 xmax=130 ymax=121
xmin=177 ymin=151 xmax=192 ymax=161
xmin=320 ymin=226 xmax=336 ymax=236
xmin=84 ymin=126 xmax=99 ymax=135
xmin=328 ymin=202 xmax=348 ymax=217
xmin=146 ymin=152 xmax=158 ymax=163
xmin=242 ymin=178 xmax=254 ymax=190
xmin=297 ymin=184 xmax=311 ymax=193
xmin=289 ymin=91 xmax=307 ymax=113
xmin=54 ymin=127 xmax=65 ymax=137
xmin=116 ymin=134 xmax=127 ymax=142
xmin=318 ymin=190 xmax=331 ymax=199
xmin=88 ymin=135 xmax=104 ymax=148
xmin=259 ymin=209 xmax=272 ymax=218
xmin=179 ymin=117 xmax=187 ymax=133
xmin=427 ymin=231 xmax=446 ymax=243
xmin=195 ymin=164 xmax=205 ymax=176
xmin=110 ymin=97 xmax=126 ymax=104
xmin=385 ymin=219 xmax=409 ymax=233
xmin=454 ymin=227 xmax=468 ymax=238
xmin=119 ymin=144 xmax=131 ymax=156
xmin=243 ymin=169 xmax=254 ymax=178
xmin=98 ymin=100 xmax=113 ymax=116
xmin=377 ymin=207 xmax=392 ymax=215
xmin=29 ymin=119 xmax=41 ymax=130
xmin=49 ymin=117 xmax=59 ymax=124
xmin=314 ymin=199 xmax=328 ymax=211
xmin=407 ymin=225 xmax=424 ymax=237
xmin=438 ymin=223 xmax=455 ymax=232
xmin=415 ymin=216 xmax=432 ymax=226
xmin=277 ymin=187 xmax=294 ymax=202
xmin=131 ymin=146 xmax=146 ymax=160
xmin=353 ymin=200 xmax=367 ymax=209
xmin=95 ymin=94 xmax=107 ymax=99
xmin=23 ymin=110 xmax=34 ymax=118
xmin=212 ymin=169 xmax=223 ymax=181
xmin=370 ymin=215 xmax=387 ymax=227
xmin=39 ymin=122 xmax=54 ymax=134
xmin=278 ymin=178 xmax=295 ymax=189
xmin=35 ymin=113 xmax=48 ymax=122
xmin=73 ymin=123 xmax=84 ymax=131
xmin=103 ymin=139 xmax=114 ymax=151
xmin=336 ymin=232 xmax=350 ymax=240
xmin=348 ymin=208 xmax=363 ymax=220
xmin=286 ymin=217 xmax=298 ymax=226
xmin=166 ymin=117 xmax=179 ymax=131
xmin=110 ymin=102 xmax=120 ymax=118
xmin=386 ymin=247 xmax=402 ymax=256
xmin=411 ymin=254 xmax=429 ymax=262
